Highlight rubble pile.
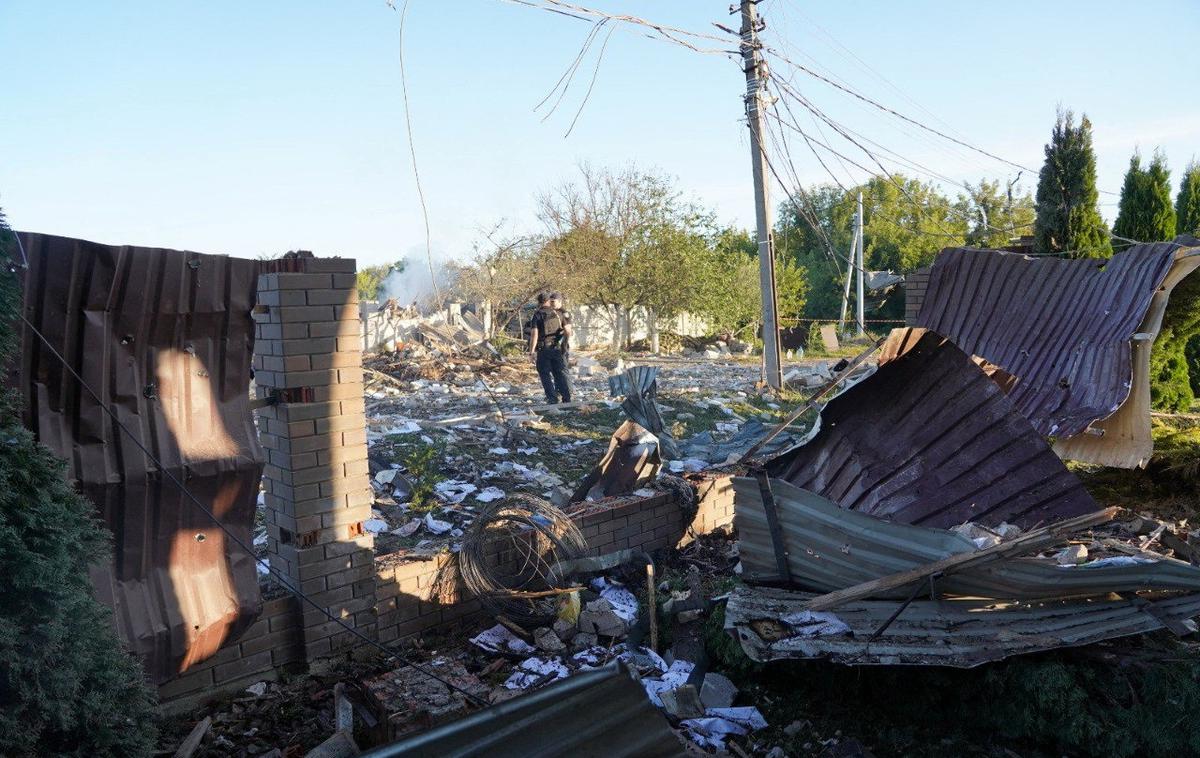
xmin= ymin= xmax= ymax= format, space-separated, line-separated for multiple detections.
xmin=278 ymin=347 xmax=826 ymax=563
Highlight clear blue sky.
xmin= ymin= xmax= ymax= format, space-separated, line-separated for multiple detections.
xmin=2 ymin=1 xmax=1197 ymax=267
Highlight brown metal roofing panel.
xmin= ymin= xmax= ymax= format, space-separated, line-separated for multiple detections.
xmin=725 ymin=585 xmax=1200 ymax=667
xmin=734 ymin=477 xmax=1200 ymax=598
xmin=362 ymin=663 xmax=685 ymax=758
xmin=16 ymin=232 xmax=265 ymax=683
xmin=914 ymin=243 xmax=1197 ymax=449
xmin=764 ymin=328 xmax=1099 ymax=529
xmin=1052 ymin=247 xmax=1200 ymax=467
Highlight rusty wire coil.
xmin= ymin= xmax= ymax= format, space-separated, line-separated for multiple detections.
xmin=458 ymin=493 xmax=588 ymax=627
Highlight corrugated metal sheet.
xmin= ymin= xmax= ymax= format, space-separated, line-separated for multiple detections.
xmin=609 ymin=365 xmax=679 ymax=458
xmin=571 ymin=420 xmax=662 ymax=502
xmin=725 ymin=585 xmax=1200 ymax=667
xmin=362 ymin=663 xmax=684 ymax=758
xmin=734 ymin=477 xmax=1200 ymax=598
xmin=764 ymin=328 xmax=1099 ymax=529
xmin=1053 ymin=246 xmax=1200 ymax=467
xmin=17 ymin=232 xmax=265 ymax=683
xmin=914 ymin=243 xmax=1200 ymax=465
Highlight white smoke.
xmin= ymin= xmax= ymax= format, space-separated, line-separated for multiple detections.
xmin=377 ymin=245 xmax=461 ymax=313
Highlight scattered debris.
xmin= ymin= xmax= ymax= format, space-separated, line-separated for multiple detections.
xmin=571 ymin=420 xmax=663 ymax=502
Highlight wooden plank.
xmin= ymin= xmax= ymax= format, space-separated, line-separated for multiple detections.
xmin=804 ymin=507 xmax=1121 ymax=612
xmin=173 ymin=716 xmax=211 ymax=758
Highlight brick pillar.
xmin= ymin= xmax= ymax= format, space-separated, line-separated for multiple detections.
xmin=253 ymin=257 xmax=377 ymax=665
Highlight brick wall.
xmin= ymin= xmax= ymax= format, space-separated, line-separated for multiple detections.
xmin=252 ymin=256 xmax=379 ymax=666
xmin=905 ymin=266 xmax=932 ymax=325
xmin=157 ymin=595 xmax=302 ymax=711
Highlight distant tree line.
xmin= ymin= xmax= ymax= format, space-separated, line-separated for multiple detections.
xmin=443 ymin=112 xmax=1199 ymax=407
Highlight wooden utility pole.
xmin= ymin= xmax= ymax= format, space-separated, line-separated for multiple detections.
xmin=740 ymin=0 xmax=783 ymax=389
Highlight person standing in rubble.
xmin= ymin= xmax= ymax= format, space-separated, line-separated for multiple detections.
xmin=528 ymin=292 xmax=572 ymax=404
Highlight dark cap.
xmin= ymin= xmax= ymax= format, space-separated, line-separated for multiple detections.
xmin=549 ymin=292 xmax=563 ymax=300
xmin=536 ymin=292 xmax=547 ymax=304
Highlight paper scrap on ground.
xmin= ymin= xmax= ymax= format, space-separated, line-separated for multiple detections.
xmin=435 ymin=480 xmax=477 ymax=504
xmin=364 ymin=517 xmax=390 ymax=534
xmin=504 ymin=657 xmax=570 ymax=689
xmin=470 ymin=624 xmax=537 ymax=655
xmin=591 ymin=577 xmax=639 ymax=622
xmin=640 ymin=659 xmax=695 ymax=707
xmin=392 ymin=518 xmax=421 ymax=537
xmin=423 ymin=512 xmax=453 ymax=534
xmin=680 ymin=706 xmax=768 ymax=750
xmin=476 ymin=486 xmax=505 ymax=503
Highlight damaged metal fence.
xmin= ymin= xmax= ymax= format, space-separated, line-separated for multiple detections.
xmin=728 ymin=317 xmax=1200 ymax=668
xmin=16 ymin=232 xmax=264 ymax=683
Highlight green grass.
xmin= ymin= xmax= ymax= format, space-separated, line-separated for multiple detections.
xmin=1070 ymin=418 xmax=1200 ymax=522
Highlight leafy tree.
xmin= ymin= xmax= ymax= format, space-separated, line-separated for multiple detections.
xmin=691 ymin=227 xmax=807 ymax=339
xmin=1150 ymin=267 xmax=1200 ymax=411
xmin=0 ymin=211 xmax=158 ymax=756
xmin=777 ymin=174 xmax=965 ymax=323
xmin=1114 ymin=152 xmax=1176 ymax=245
xmin=1033 ymin=110 xmax=1112 ymax=258
xmin=356 ymin=259 xmax=406 ymax=301
xmin=1176 ymin=161 xmax=1200 ymax=236
xmin=536 ymin=164 xmax=761 ymax=348
xmin=955 ymin=178 xmax=1036 ymax=248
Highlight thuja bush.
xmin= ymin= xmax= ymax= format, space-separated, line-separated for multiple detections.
xmin=0 ymin=214 xmax=158 ymax=756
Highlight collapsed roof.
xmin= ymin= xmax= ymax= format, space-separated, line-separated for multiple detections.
xmin=914 ymin=241 xmax=1200 ymax=467
xmin=764 ymin=327 xmax=1099 ymax=530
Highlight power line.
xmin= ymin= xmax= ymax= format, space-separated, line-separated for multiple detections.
xmin=395 ymin=0 xmax=442 ymax=306
xmin=499 ymin=0 xmax=738 ymax=55
xmin=563 ymin=22 xmax=616 ymax=138
xmin=760 ymin=44 xmax=1036 ymax=175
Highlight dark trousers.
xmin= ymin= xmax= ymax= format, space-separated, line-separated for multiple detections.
xmin=536 ymin=347 xmax=572 ymax=403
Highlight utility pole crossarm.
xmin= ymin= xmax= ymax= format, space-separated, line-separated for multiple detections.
xmin=740 ymin=0 xmax=783 ymax=390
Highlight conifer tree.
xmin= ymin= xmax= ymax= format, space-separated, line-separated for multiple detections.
xmin=1177 ymin=161 xmax=1200 ymax=236
xmin=0 ymin=211 xmax=158 ymax=756
xmin=1033 ymin=110 xmax=1112 ymax=258
xmin=1114 ymin=151 xmax=1176 ymax=245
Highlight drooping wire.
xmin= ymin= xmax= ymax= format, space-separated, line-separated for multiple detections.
xmin=394 ymin=0 xmax=442 ymax=307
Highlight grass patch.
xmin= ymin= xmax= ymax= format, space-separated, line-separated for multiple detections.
xmin=1071 ymin=418 xmax=1200 ymax=522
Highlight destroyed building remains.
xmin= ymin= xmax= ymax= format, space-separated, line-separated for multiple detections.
xmin=11 ymin=230 xmax=1200 ymax=756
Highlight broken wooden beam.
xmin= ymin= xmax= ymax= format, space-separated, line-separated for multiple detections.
xmin=173 ymin=716 xmax=211 ymax=758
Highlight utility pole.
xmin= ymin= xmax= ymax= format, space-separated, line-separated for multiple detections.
xmin=838 ymin=211 xmax=857 ymax=335
xmin=855 ymin=191 xmax=865 ymax=338
xmin=740 ymin=0 xmax=782 ymax=389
